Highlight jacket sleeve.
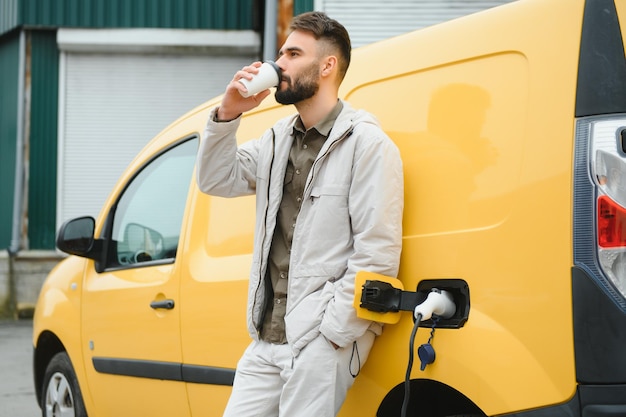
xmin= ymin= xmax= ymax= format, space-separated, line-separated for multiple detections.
xmin=196 ymin=107 xmax=262 ymax=197
xmin=320 ymin=124 xmax=404 ymax=347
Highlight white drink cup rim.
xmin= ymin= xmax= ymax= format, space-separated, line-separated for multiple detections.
xmin=238 ymin=61 xmax=282 ymax=98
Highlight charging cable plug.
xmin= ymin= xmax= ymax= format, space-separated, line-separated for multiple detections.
xmin=414 ymin=289 xmax=456 ymax=321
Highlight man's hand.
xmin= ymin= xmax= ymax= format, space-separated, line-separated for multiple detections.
xmin=217 ymin=62 xmax=272 ymax=121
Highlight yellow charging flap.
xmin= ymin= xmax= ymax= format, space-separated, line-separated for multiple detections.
xmin=354 ymin=271 xmax=404 ymax=324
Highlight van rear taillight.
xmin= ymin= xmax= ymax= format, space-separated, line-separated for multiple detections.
xmin=589 ymin=120 xmax=626 ymax=299
xmin=598 ymin=195 xmax=626 ymax=248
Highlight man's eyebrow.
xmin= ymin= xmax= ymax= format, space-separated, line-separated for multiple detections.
xmin=278 ymin=46 xmax=304 ymax=56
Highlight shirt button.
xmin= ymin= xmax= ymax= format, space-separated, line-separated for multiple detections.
xmin=292 ymin=223 xmax=296 ymax=229
xmin=275 ymin=299 xmax=281 ymax=304
xmin=280 ymin=272 xmax=287 ymax=279
xmin=296 ymin=197 xmax=302 ymax=203
xmin=295 ymin=169 xmax=301 ymax=175
xmin=303 ymin=144 xmax=308 ymax=149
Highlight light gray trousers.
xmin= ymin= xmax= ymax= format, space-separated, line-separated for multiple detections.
xmin=222 ymin=330 xmax=376 ymax=417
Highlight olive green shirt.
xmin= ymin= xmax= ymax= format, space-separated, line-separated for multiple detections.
xmin=260 ymin=100 xmax=343 ymax=343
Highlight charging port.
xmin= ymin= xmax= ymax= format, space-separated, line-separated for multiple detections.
xmin=416 ymin=279 xmax=470 ymax=329
xmin=359 ymin=278 xmax=470 ymax=329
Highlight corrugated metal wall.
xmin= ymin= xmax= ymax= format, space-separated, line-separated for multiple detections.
xmin=320 ymin=0 xmax=513 ymax=47
xmin=58 ymin=50 xmax=256 ymax=226
xmin=0 ymin=0 xmax=259 ymax=35
xmin=0 ymin=32 xmax=19 ymax=250
xmin=294 ymin=0 xmax=314 ymax=15
xmin=28 ymin=30 xmax=59 ymax=249
xmin=0 ymin=0 xmax=19 ymax=36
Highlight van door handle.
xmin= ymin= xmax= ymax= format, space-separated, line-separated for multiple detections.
xmin=150 ymin=299 xmax=175 ymax=310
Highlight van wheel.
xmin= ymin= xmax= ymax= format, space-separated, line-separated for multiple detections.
xmin=41 ymin=352 xmax=88 ymax=417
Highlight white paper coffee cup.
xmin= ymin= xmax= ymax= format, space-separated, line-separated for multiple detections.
xmin=238 ymin=61 xmax=282 ymax=98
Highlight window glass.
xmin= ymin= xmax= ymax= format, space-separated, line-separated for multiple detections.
xmin=109 ymin=138 xmax=197 ymax=267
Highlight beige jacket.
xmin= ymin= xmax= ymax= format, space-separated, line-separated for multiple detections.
xmin=196 ymin=101 xmax=404 ymax=356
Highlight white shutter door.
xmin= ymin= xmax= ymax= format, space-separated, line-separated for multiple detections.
xmin=318 ymin=0 xmax=514 ymax=47
xmin=58 ymin=52 xmax=253 ymax=226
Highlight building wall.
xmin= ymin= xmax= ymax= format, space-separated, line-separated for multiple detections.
xmin=0 ymin=251 xmax=64 ymax=318
xmin=0 ymin=0 xmax=263 ymax=252
xmin=294 ymin=0 xmax=315 ymax=15
xmin=29 ymin=30 xmax=59 ymax=249
xmin=319 ymin=0 xmax=514 ymax=48
xmin=0 ymin=32 xmax=20 ymax=251
xmin=56 ymin=37 xmax=259 ymax=227
xmin=0 ymin=0 xmax=19 ymax=36
xmin=0 ymin=0 xmax=259 ymax=35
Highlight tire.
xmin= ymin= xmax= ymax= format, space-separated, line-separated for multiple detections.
xmin=41 ymin=352 xmax=88 ymax=417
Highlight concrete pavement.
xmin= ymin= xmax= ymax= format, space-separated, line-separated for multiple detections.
xmin=0 ymin=319 xmax=40 ymax=417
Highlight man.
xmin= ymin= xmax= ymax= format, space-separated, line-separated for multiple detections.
xmin=196 ymin=11 xmax=403 ymax=417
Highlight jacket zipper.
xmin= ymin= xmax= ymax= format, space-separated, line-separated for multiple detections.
xmin=287 ymin=126 xmax=354 ymax=314
xmin=252 ymin=128 xmax=276 ymax=334
xmin=303 ymin=127 xmax=354 ymax=200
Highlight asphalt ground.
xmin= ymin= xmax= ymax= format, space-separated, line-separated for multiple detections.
xmin=0 ymin=319 xmax=40 ymax=416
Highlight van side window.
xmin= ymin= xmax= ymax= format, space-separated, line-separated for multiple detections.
xmin=107 ymin=137 xmax=198 ymax=268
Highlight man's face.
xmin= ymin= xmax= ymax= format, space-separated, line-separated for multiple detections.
xmin=275 ymin=30 xmax=322 ymax=105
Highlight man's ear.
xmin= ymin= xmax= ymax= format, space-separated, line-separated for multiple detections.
xmin=321 ymin=55 xmax=338 ymax=77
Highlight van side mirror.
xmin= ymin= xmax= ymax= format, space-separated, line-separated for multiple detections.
xmin=56 ymin=216 xmax=101 ymax=260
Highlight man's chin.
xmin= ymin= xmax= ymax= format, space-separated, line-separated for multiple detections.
xmin=274 ymin=91 xmax=294 ymax=105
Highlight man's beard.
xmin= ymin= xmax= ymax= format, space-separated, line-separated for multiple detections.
xmin=275 ymin=63 xmax=320 ymax=105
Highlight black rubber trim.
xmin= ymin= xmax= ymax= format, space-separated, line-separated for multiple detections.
xmin=572 ymin=267 xmax=626 ymax=383
xmin=93 ymin=357 xmax=182 ymax=380
xmin=497 ymin=385 xmax=626 ymax=416
xmin=575 ymin=0 xmax=626 ymax=117
xmin=182 ymin=364 xmax=235 ymax=385
xmin=92 ymin=357 xmax=235 ymax=386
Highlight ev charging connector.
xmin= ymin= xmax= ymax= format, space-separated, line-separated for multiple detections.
xmin=413 ymin=288 xmax=456 ymax=321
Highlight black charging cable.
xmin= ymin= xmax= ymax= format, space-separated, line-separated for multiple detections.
xmin=401 ymin=312 xmax=423 ymax=417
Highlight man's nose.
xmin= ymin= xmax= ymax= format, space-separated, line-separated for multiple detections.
xmin=275 ymin=56 xmax=286 ymax=71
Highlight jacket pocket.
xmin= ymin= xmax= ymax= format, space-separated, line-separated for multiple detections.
xmin=285 ymin=280 xmax=335 ymax=356
xmin=310 ymin=184 xmax=349 ymax=206
xmin=307 ymin=184 xmax=350 ymax=242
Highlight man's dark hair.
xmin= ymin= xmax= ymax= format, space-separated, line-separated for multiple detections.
xmin=290 ymin=11 xmax=352 ymax=82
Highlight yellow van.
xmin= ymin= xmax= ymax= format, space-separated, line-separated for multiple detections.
xmin=33 ymin=0 xmax=626 ymax=415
